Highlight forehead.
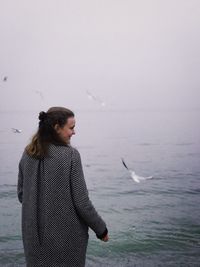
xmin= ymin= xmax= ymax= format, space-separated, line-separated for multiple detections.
xmin=66 ymin=117 xmax=75 ymax=126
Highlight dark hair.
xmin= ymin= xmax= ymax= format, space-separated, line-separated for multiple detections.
xmin=26 ymin=107 xmax=74 ymax=158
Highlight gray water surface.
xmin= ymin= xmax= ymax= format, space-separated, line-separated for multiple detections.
xmin=0 ymin=110 xmax=200 ymax=266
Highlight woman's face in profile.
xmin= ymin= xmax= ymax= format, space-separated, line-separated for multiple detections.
xmin=55 ymin=117 xmax=76 ymax=144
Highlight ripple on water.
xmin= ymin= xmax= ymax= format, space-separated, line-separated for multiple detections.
xmin=0 ymin=185 xmax=17 ymax=199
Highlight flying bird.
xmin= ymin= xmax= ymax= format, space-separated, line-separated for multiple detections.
xmin=121 ymin=158 xmax=153 ymax=183
xmin=86 ymin=90 xmax=106 ymax=107
xmin=11 ymin=128 xmax=22 ymax=133
xmin=3 ymin=76 xmax=8 ymax=82
xmin=34 ymin=90 xmax=44 ymax=101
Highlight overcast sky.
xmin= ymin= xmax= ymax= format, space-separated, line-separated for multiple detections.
xmin=0 ymin=0 xmax=200 ymax=111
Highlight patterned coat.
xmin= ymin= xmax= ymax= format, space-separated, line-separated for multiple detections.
xmin=17 ymin=144 xmax=107 ymax=267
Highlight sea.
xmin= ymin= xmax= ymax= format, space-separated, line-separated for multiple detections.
xmin=0 ymin=109 xmax=200 ymax=267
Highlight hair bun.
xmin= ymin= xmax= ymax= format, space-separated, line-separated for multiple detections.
xmin=38 ymin=111 xmax=47 ymax=121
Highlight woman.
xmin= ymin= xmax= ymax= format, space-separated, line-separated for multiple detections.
xmin=17 ymin=107 xmax=108 ymax=267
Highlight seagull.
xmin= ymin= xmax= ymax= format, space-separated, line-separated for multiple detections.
xmin=11 ymin=128 xmax=22 ymax=133
xmin=86 ymin=90 xmax=96 ymax=101
xmin=121 ymin=158 xmax=153 ymax=183
xmin=34 ymin=90 xmax=44 ymax=101
xmin=3 ymin=76 xmax=8 ymax=82
xmin=86 ymin=90 xmax=106 ymax=107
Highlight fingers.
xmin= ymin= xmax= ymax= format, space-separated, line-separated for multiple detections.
xmin=102 ymin=234 xmax=109 ymax=242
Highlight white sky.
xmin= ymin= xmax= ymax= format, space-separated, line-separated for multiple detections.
xmin=0 ymin=0 xmax=200 ymax=111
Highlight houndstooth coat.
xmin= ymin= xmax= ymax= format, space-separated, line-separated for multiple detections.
xmin=17 ymin=143 xmax=107 ymax=267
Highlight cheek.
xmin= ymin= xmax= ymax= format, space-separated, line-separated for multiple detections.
xmin=59 ymin=128 xmax=69 ymax=138
xmin=66 ymin=129 xmax=71 ymax=136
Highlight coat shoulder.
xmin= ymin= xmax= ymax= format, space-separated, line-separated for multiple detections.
xmin=48 ymin=144 xmax=80 ymax=159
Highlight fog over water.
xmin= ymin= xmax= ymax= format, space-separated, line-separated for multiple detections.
xmin=0 ymin=0 xmax=200 ymax=112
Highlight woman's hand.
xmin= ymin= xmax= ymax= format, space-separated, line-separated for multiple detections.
xmin=101 ymin=233 xmax=109 ymax=242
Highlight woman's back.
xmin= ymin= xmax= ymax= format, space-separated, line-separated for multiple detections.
xmin=17 ymin=107 xmax=108 ymax=267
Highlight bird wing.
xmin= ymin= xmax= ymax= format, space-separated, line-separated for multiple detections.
xmin=137 ymin=175 xmax=153 ymax=181
xmin=121 ymin=158 xmax=129 ymax=170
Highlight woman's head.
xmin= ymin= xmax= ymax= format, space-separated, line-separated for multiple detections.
xmin=26 ymin=107 xmax=75 ymax=158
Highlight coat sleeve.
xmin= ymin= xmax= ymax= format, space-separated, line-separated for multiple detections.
xmin=17 ymin=158 xmax=24 ymax=204
xmin=70 ymin=148 xmax=108 ymax=239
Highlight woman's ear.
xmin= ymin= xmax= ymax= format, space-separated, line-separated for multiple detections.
xmin=54 ymin=124 xmax=60 ymax=133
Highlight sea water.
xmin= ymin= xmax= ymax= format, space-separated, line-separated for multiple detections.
xmin=0 ymin=109 xmax=200 ymax=266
